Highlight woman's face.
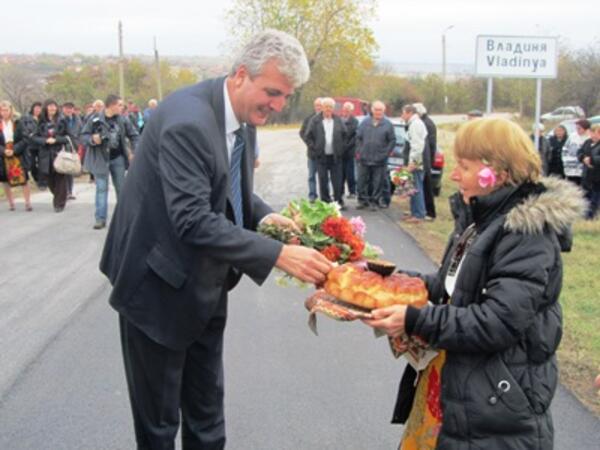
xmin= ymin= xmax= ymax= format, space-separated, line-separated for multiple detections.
xmin=451 ymin=157 xmax=502 ymax=203
xmin=0 ymin=105 xmax=11 ymax=121
xmin=33 ymin=105 xmax=42 ymax=117
xmin=555 ymin=126 xmax=566 ymax=139
xmin=576 ymin=125 xmax=587 ymax=136
xmin=47 ymin=103 xmax=58 ymax=118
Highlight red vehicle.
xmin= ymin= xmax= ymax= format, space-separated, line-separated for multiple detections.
xmin=333 ymin=97 xmax=370 ymax=117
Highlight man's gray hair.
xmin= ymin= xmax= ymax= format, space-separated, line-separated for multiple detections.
xmin=321 ymin=97 xmax=335 ymax=108
xmin=413 ymin=102 xmax=427 ymax=115
xmin=230 ymin=29 xmax=310 ymax=88
xmin=402 ymin=104 xmax=417 ymax=115
xmin=343 ymin=101 xmax=355 ymax=111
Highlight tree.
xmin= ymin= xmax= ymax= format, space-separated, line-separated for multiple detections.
xmin=225 ymin=0 xmax=378 ymax=121
xmin=45 ymin=59 xmax=198 ymax=109
xmin=0 ymin=65 xmax=46 ymax=114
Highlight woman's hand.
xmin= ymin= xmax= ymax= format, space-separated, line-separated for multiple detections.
xmin=362 ymin=304 xmax=407 ymax=338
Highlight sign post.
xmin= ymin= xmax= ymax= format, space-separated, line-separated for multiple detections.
xmin=475 ymin=35 xmax=558 ymax=147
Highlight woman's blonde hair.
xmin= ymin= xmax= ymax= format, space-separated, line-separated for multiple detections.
xmin=454 ymin=118 xmax=542 ymax=185
xmin=0 ymin=100 xmax=15 ymax=121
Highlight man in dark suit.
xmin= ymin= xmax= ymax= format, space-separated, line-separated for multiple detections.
xmin=100 ymin=30 xmax=332 ymax=449
xmin=299 ymin=97 xmax=322 ymax=201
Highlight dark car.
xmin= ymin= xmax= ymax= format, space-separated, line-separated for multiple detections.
xmin=387 ymin=121 xmax=444 ymax=196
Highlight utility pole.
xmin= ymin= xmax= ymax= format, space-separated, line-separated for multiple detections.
xmin=154 ymin=36 xmax=163 ymax=101
xmin=442 ymin=25 xmax=454 ymax=113
xmin=118 ymin=21 xmax=125 ymax=99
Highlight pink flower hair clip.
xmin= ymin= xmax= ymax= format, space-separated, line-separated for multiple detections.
xmin=478 ymin=166 xmax=497 ymax=188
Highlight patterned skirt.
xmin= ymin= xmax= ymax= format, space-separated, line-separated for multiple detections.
xmin=399 ymin=351 xmax=446 ymax=450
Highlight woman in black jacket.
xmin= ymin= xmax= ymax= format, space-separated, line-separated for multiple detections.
xmin=548 ymin=124 xmax=568 ymax=178
xmin=33 ymin=99 xmax=69 ymax=212
xmin=364 ymin=118 xmax=586 ymax=449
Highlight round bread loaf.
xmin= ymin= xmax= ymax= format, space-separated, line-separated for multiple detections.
xmin=324 ymin=263 xmax=428 ymax=309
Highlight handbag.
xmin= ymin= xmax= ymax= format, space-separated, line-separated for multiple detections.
xmin=4 ymin=153 xmax=26 ymax=187
xmin=53 ymin=136 xmax=82 ymax=175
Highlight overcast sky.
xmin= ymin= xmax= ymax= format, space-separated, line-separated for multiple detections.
xmin=2 ymin=0 xmax=596 ymax=66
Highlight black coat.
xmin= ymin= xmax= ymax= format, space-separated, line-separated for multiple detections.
xmin=300 ymin=112 xmax=317 ymax=159
xmin=397 ymin=178 xmax=586 ymax=449
xmin=547 ymin=135 xmax=567 ymax=177
xmin=577 ymin=139 xmax=600 ymax=189
xmin=304 ymin=113 xmax=346 ymax=161
xmin=342 ymin=115 xmax=358 ymax=160
xmin=100 ymin=77 xmax=282 ymax=350
xmin=32 ymin=116 xmax=69 ymax=175
xmin=421 ymin=113 xmax=437 ymax=163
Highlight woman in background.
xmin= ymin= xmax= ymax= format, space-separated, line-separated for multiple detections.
xmin=33 ymin=99 xmax=69 ymax=212
xmin=0 ymin=100 xmax=32 ymax=211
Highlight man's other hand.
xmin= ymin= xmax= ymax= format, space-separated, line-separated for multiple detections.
xmin=275 ymin=245 xmax=332 ymax=284
xmin=262 ymin=213 xmax=300 ymax=233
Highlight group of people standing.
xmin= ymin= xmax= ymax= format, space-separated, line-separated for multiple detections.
xmin=299 ymin=97 xmax=438 ymax=222
xmin=533 ymin=118 xmax=600 ymax=219
xmin=0 ymin=95 xmax=157 ymax=228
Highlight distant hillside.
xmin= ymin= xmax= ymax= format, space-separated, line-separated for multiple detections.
xmin=0 ymin=53 xmax=231 ymax=81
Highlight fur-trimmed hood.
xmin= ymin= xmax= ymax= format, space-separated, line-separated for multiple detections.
xmin=505 ymin=177 xmax=587 ymax=238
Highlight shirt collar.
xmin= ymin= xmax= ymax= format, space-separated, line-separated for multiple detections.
xmin=223 ymin=79 xmax=241 ymax=135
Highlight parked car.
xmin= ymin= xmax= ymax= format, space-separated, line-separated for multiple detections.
xmin=546 ymin=116 xmax=600 ymax=181
xmin=540 ymin=106 xmax=585 ymax=122
xmin=387 ymin=122 xmax=444 ymax=196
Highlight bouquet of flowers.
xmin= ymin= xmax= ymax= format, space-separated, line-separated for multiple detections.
xmin=259 ymin=199 xmax=381 ymax=266
xmin=390 ymin=167 xmax=417 ymax=197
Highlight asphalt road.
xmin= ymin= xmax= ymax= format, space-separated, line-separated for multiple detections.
xmin=1 ymin=126 xmax=599 ymax=449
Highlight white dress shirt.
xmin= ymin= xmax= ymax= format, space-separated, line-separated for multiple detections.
xmin=223 ymin=81 xmax=242 ymax=160
xmin=322 ymin=117 xmax=334 ymax=155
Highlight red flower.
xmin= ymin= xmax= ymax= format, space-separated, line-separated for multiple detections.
xmin=347 ymin=236 xmax=365 ymax=261
xmin=8 ymin=165 xmax=22 ymax=179
xmin=321 ymin=244 xmax=342 ymax=262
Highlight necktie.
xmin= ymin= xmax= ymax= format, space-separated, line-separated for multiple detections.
xmin=230 ymin=129 xmax=245 ymax=226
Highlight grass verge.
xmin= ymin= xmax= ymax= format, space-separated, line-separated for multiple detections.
xmin=394 ymin=128 xmax=600 ymax=416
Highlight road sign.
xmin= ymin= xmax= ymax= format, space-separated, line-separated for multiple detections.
xmin=475 ymin=35 xmax=558 ymax=79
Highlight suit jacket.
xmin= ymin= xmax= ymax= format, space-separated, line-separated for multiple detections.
xmin=100 ymin=77 xmax=283 ymax=350
xmin=304 ymin=113 xmax=346 ymax=161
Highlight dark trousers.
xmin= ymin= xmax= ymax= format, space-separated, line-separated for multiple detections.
xmin=46 ymin=171 xmax=68 ymax=209
xmin=342 ymin=157 xmax=356 ymax=196
xmin=357 ymin=163 xmax=385 ymax=206
xmin=119 ymin=294 xmax=227 ymax=450
xmin=584 ymin=186 xmax=600 ymax=219
xmin=316 ymin=155 xmax=344 ymax=205
xmin=423 ymin=169 xmax=436 ymax=218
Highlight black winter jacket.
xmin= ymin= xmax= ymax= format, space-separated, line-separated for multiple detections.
xmin=342 ymin=115 xmax=359 ymax=159
xmin=397 ymin=178 xmax=586 ymax=449
xmin=32 ymin=116 xmax=69 ymax=176
xmin=577 ymin=139 xmax=600 ymax=189
xmin=356 ymin=117 xmax=396 ymax=166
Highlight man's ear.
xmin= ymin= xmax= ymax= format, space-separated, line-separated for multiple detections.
xmin=233 ymin=65 xmax=248 ymax=88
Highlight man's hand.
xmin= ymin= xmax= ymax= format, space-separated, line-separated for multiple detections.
xmin=407 ymin=162 xmax=416 ymax=172
xmin=362 ymin=304 xmax=408 ymax=337
xmin=46 ymin=137 xmax=56 ymax=145
xmin=262 ymin=213 xmax=301 ymax=233
xmin=92 ymin=133 xmax=102 ymax=145
xmin=584 ymin=156 xmax=593 ymax=168
xmin=275 ymin=245 xmax=333 ymax=284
